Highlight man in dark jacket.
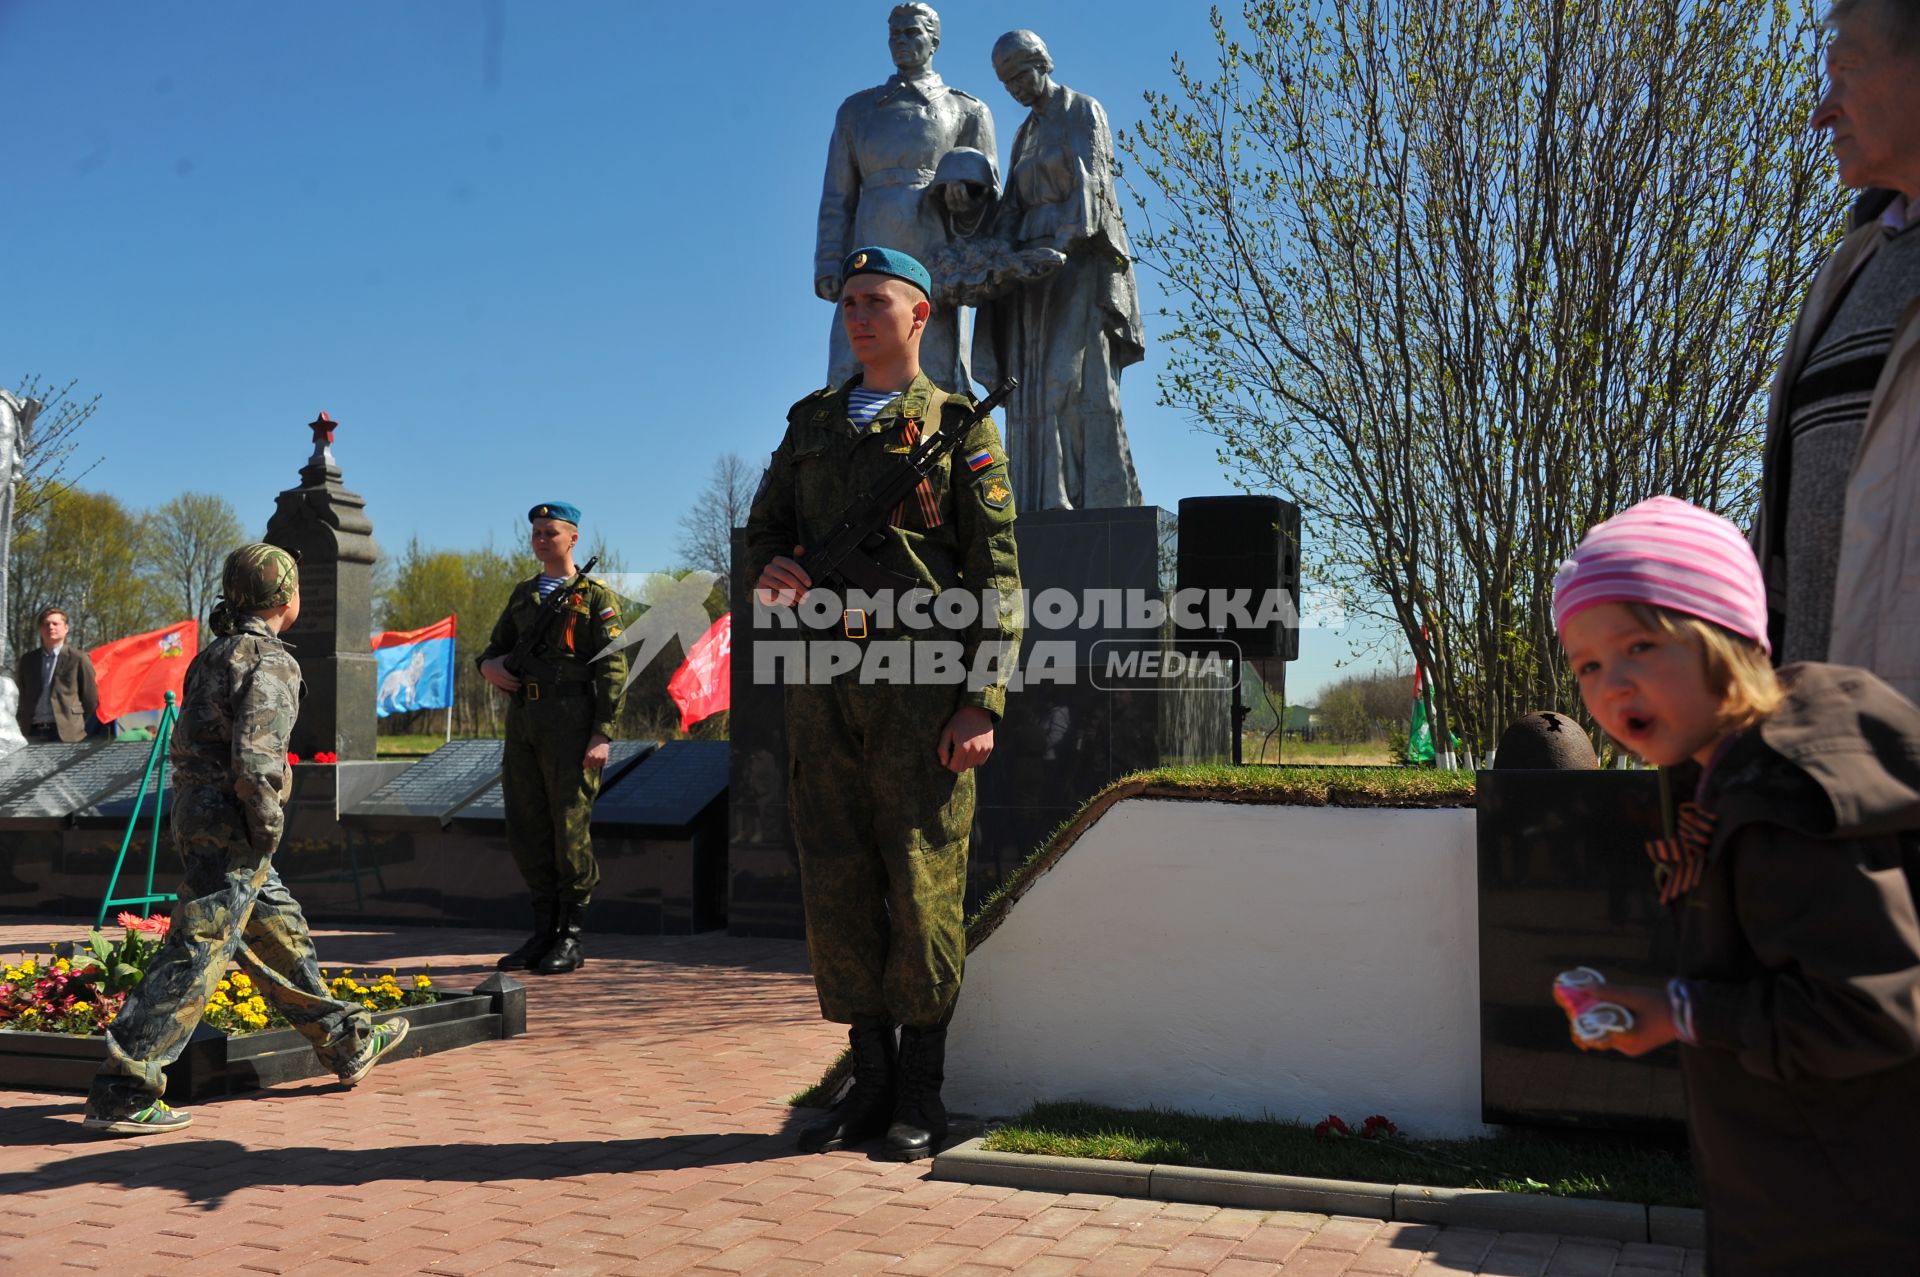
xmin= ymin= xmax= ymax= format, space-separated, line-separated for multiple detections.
xmin=1750 ymin=0 xmax=1920 ymax=698
xmin=14 ymin=606 xmax=99 ymax=742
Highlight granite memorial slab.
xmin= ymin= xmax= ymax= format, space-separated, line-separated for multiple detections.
xmin=0 ymin=743 xmax=106 ymax=809
xmin=0 ymin=742 xmax=155 ymax=830
xmin=445 ymin=739 xmax=660 ymax=832
xmin=70 ymin=772 xmax=171 ymax=829
xmin=1477 ymin=767 xmax=1685 ymax=1134
xmin=338 ymin=739 xmax=505 ymax=832
xmin=593 ymin=741 xmax=729 ymax=836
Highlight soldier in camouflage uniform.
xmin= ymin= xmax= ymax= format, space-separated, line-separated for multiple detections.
xmin=83 ymin=544 xmax=412 ymax=1136
xmin=746 ymin=246 xmax=1021 ymax=1161
xmin=477 ymin=503 xmax=628 ymax=975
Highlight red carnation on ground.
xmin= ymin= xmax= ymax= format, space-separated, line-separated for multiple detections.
xmin=1359 ymin=1114 xmax=1399 ymax=1140
xmin=1312 ymin=1115 xmax=1351 ymax=1141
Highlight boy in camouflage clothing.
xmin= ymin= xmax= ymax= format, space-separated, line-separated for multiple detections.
xmin=83 ymin=544 xmax=411 ymax=1136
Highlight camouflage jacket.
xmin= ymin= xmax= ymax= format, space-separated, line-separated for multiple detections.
xmin=170 ymin=615 xmax=302 ymax=855
xmin=743 ymin=372 xmax=1023 ymax=717
xmin=477 ymin=573 xmax=628 ymax=739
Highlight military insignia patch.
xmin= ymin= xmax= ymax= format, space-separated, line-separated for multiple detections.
xmin=852 ymin=252 xmax=868 ymax=269
xmin=983 ymin=479 xmax=1012 ymax=509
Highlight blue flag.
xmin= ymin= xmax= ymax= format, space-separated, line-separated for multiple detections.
xmin=371 ymin=616 xmax=456 ymax=717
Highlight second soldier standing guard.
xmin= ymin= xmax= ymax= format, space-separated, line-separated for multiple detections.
xmin=747 ymin=245 xmax=1022 ymax=1161
xmin=478 ymin=503 xmax=628 ymax=975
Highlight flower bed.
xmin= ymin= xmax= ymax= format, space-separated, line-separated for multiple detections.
xmin=0 ymin=914 xmax=526 ymax=1099
xmin=0 ymin=913 xmax=443 ymax=1038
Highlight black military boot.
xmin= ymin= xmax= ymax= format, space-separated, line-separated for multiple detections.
xmin=882 ymin=1022 xmax=949 ymax=1162
xmin=534 ymin=905 xmax=585 ymax=974
xmin=796 ymin=1019 xmax=896 ymax=1153
xmin=496 ymin=905 xmax=555 ymax=971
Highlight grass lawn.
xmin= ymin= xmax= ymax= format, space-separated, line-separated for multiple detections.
xmin=982 ymin=1102 xmax=1698 ymax=1208
xmin=375 ymin=733 xmax=491 ymax=757
xmin=1242 ymin=737 xmax=1398 ymax=766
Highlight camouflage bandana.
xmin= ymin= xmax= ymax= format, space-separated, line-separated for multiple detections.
xmin=210 ymin=543 xmax=299 ymax=636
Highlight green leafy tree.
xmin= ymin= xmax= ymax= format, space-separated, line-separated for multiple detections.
xmin=9 ymin=484 xmax=162 ymax=657
xmin=144 ymin=492 xmax=245 ymax=640
xmin=1126 ymin=0 xmax=1844 ymax=757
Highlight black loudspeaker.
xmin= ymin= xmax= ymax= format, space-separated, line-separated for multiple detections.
xmin=1176 ymin=495 xmax=1301 ymax=661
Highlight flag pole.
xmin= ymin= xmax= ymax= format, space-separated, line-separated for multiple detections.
xmin=446 ymin=625 xmax=456 ymax=744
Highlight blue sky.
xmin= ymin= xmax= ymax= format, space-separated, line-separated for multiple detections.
xmin=6 ymin=0 xmax=1395 ymax=702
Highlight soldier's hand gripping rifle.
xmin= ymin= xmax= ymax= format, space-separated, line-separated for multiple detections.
xmin=502 ymin=555 xmax=600 ymax=681
xmin=798 ymin=377 xmax=1015 ymax=596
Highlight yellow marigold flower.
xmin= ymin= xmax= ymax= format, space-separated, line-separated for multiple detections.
xmin=19 ymin=1007 xmax=38 ymax=1019
xmin=54 ymin=958 xmax=71 ymax=973
xmin=413 ymin=975 xmax=433 ymax=990
xmin=249 ymin=997 xmax=267 ymax=1012
xmin=72 ymin=1002 xmax=91 ymax=1014
xmin=217 ymin=979 xmax=231 ymax=992
xmin=232 ymin=972 xmax=252 ymax=988
xmin=360 ymin=998 xmax=377 ymax=1010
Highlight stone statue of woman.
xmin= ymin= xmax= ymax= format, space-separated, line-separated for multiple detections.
xmin=0 ymin=390 xmax=37 ymax=758
xmin=978 ymin=29 xmax=1146 ymax=511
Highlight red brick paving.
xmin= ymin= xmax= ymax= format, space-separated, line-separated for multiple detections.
xmin=0 ymin=919 xmax=1707 ymax=1275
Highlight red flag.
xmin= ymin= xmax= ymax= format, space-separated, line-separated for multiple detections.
xmin=371 ymin=614 xmax=456 ymax=650
xmin=667 ymin=613 xmax=731 ymax=731
xmin=90 ymin=620 xmax=199 ymax=720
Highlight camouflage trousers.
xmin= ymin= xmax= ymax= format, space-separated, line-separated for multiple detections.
xmin=788 ymin=678 xmax=974 ymax=1028
xmin=85 ymin=788 xmax=376 ymax=1118
xmin=501 ymin=693 xmax=602 ymax=910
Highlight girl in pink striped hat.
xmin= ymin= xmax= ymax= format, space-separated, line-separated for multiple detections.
xmin=1551 ymin=495 xmax=1920 ymax=1275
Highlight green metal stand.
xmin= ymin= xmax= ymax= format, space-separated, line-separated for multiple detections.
xmin=96 ymin=692 xmax=180 ymax=927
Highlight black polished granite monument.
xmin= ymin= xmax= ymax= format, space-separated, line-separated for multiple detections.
xmin=265 ymin=412 xmax=378 ymax=761
xmin=728 ymin=506 xmax=1233 ymax=939
xmin=0 ymin=742 xmax=731 ymax=936
xmin=1477 ymin=767 xmax=1685 ymax=1134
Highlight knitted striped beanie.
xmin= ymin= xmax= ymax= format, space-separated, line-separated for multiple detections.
xmin=1552 ymin=496 xmax=1770 ymax=654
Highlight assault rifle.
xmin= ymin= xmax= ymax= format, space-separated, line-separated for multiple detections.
xmin=502 ymin=555 xmax=599 ymax=680
xmin=798 ymin=377 xmax=1015 ymax=595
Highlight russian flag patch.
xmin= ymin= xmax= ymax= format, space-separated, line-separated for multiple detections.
xmin=966 ymin=449 xmax=994 ymax=472
xmin=598 ymin=606 xmax=617 ymax=621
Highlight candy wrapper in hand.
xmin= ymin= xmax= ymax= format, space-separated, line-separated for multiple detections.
xmin=1553 ymin=967 xmax=1635 ymax=1045
xmin=1552 ymin=966 xmax=1608 ymax=1018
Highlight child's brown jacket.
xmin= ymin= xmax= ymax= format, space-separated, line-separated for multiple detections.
xmin=1671 ymin=662 xmax=1920 ymax=1274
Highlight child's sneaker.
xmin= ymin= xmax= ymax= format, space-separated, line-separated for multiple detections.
xmin=81 ymin=1100 xmax=193 ymax=1137
xmin=339 ymin=1016 xmax=411 ymax=1086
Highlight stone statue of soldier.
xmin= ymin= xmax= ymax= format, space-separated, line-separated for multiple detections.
xmin=0 ymin=390 xmax=36 ymax=760
xmin=815 ymin=3 xmax=995 ymax=391
xmin=978 ymin=30 xmax=1147 ymax=511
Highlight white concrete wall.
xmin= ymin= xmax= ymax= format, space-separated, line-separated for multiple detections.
xmin=948 ymin=800 xmax=1487 ymax=1138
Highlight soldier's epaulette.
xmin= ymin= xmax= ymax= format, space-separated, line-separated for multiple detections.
xmin=787 ymin=386 xmax=838 ymax=423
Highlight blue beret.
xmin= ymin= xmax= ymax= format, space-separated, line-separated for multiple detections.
xmin=528 ymin=502 xmax=582 ymax=525
xmin=841 ymin=245 xmax=931 ymax=298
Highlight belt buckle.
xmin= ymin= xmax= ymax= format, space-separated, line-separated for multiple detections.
xmin=526 ymin=681 xmax=541 ymax=702
xmin=843 ymin=609 xmax=869 ymax=640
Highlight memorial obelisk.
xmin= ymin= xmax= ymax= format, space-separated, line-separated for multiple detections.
xmin=265 ymin=413 xmax=377 ymax=760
